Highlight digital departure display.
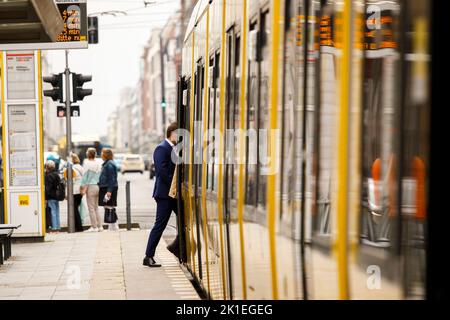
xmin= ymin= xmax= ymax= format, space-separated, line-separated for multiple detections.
xmin=364 ymin=10 xmax=397 ymax=50
xmin=55 ymin=0 xmax=88 ymax=47
xmin=320 ymin=15 xmax=334 ymax=47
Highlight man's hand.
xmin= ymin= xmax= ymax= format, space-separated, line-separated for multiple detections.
xmin=106 ymin=192 xmax=112 ymax=198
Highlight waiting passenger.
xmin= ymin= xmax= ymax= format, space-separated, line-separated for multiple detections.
xmin=98 ymin=148 xmax=119 ymax=231
xmin=81 ymin=148 xmax=103 ymax=232
xmin=45 ymin=160 xmax=62 ymax=233
xmin=64 ymin=154 xmax=85 ymax=232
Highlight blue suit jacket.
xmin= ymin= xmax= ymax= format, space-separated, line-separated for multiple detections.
xmin=153 ymin=140 xmax=175 ymax=200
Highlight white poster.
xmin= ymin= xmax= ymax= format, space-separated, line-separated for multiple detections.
xmin=6 ymin=52 xmax=35 ymax=100
xmin=8 ymin=104 xmax=36 ymax=132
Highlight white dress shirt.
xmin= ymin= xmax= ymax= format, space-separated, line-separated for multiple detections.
xmin=166 ymin=138 xmax=175 ymax=148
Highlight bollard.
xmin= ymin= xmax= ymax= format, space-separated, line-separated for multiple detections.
xmin=126 ymin=180 xmax=131 ymax=230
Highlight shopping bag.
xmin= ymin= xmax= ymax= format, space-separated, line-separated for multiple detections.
xmin=79 ymin=196 xmax=89 ymax=224
xmin=169 ymin=166 xmax=177 ymax=199
xmin=104 ymin=208 xmax=118 ymax=223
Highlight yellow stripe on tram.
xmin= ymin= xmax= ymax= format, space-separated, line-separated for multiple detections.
xmin=217 ymin=0 xmax=228 ymax=300
xmin=0 ymin=52 xmax=7 ymax=224
xmin=37 ymin=50 xmax=46 ymax=236
xmin=201 ymin=8 xmax=211 ymax=296
xmin=267 ymin=0 xmax=282 ymax=300
xmin=336 ymin=0 xmax=352 ymax=300
xmin=237 ymin=0 xmax=248 ymax=300
xmin=188 ymin=32 xmax=196 ymax=273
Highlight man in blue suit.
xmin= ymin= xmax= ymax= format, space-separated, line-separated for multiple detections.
xmin=143 ymin=122 xmax=179 ymax=267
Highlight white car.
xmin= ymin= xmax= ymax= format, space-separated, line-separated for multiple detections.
xmin=120 ymin=154 xmax=145 ymax=174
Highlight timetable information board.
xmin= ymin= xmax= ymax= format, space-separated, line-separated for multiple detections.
xmin=8 ymin=105 xmax=38 ymax=187
xmin=6 ymin=52 xmax=35 ymax=100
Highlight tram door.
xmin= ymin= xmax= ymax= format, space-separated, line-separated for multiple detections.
xmin=177 ymin=77 xmax=188 ymax=263
xmin=193 ymin=64 xmax=205 ymax=282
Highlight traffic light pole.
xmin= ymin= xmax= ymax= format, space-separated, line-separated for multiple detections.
xmin=65 ymin=50 xmax=75 ymax=233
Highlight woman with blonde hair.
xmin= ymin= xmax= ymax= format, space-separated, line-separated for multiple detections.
xmin=98 ymin=148 xmax=119 ymax=231
xmin=64 ymin=153 xmax=85 ymax=232
xmin=81 ymin=148 xmax=103 ymax=232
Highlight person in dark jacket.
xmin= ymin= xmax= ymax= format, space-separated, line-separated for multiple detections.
xmin=45 ymin=160 xmax=62 ymax=233
xmin=98 ymin=148 xmax=119 ymax=231
xmin=143 ymin=122 xmax=179 ymax=268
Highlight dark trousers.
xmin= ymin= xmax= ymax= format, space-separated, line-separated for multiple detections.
xmin=45 ymin=204 xmax=52 ymax=230
xmin=145 ymin=198 xmax=178 ymax=257
xmin=74 ymin=194 xmax=83 ymax=232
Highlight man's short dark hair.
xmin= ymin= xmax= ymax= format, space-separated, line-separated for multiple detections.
xmin=166 ymin=122 xmax=178 ymax=138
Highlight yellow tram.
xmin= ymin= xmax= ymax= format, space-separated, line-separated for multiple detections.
xmin=176 ymin=0 xmax=432 ymax=299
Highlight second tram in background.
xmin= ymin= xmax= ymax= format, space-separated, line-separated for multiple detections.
xmin=175 ymin=0 xmax=433 ymax=299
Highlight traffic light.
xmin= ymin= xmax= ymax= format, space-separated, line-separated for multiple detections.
xmin=161 ymin=99 xmax=166 ymax=108
xmin=57 ymin=105 xmax=80 ymax=118
xmin=43 ymin=73 xmax=63 ymax=102
xmin=88 ymin=16 xmax=98 ymax=44
xmin=72 ymin=73 xmax=93 ymax=102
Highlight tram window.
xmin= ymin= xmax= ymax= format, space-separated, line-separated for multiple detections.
xmin=245 ymin=22 xmax=259 ymax=206
xmin=184 ymin=80 xmax=191 ymax=184
xmin=232 ymin=36 xmax=241 ymax=200
xmin=361 ymin=2 xmax=401 ymax=248
xmin=401 ymin=0 xmax=430 ymax=297
xmin=281 ymin=1 xmax=297 ymax=222
xmin=313 ymin=1 xmax=336 ymax=237
xmin=213 ymin=59 xmax=221 ymax=192
xmin=197 ymin=65 xmax=205 ymax=191
xmin=257 ymin=11 xmax=271 ymax=208
xmin=192 ymin=72 xmax=198 ymax=190
xmin=207 ymin=57 xmax=215 ymax=191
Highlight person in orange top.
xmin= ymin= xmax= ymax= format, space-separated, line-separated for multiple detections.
xmin=371 ymin=156 xmax=397 ymax=217
xmin=412 ymin=156 xmax=426 ymax=221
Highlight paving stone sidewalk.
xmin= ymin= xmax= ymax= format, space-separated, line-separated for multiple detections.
xmin=0 ymin=230 xmax=199 ymax=300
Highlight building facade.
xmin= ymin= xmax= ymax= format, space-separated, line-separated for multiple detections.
xmin=108 ymin=1 xmax=198 ymax=156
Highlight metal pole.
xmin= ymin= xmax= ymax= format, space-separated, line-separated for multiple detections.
xmin=126 ymin=180 xmax=131 ymax=230
xmin=65 ymin=50 xmax=75 ymax=233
